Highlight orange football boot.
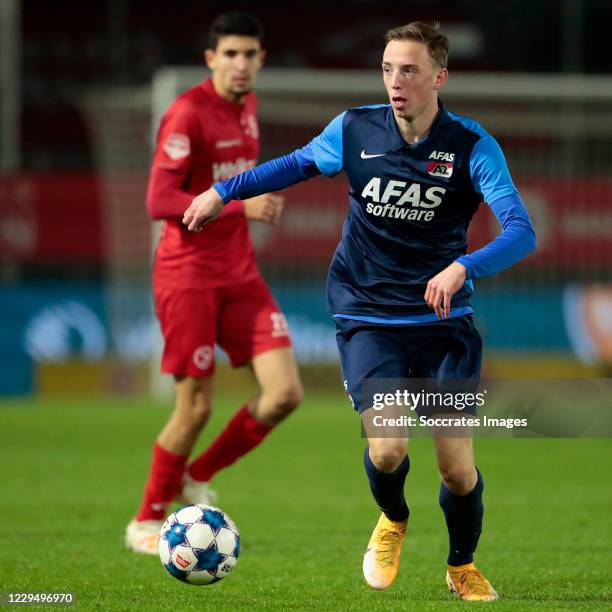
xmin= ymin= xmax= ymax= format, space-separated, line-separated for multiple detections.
xmin=446 ymin=562 xmax=499 ymax=601
xmin=362 ymin=513 xmax=408 ymax=589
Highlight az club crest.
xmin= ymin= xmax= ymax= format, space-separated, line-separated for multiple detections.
xmin=427 ymin=161 xmax=454 ymax=178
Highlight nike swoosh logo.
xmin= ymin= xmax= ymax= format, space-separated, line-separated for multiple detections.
xmin=361 ymin=150 xmax=386 ymax=159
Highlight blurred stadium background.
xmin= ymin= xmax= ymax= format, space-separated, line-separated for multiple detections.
xmin=1 ymin=0 xmax=611 ymax=397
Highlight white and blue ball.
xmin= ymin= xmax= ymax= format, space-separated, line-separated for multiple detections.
xmin=159 ymin=504 xmax=240 ymax=585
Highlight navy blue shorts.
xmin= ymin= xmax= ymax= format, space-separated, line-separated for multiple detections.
xmin=335 ymin=315 xmax=482 ymax=414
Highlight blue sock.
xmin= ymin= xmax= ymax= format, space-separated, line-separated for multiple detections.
xmin=439 ymin=468 xmax=484 ymax=566
xmin=363 ymin=446 xmax=410 ymax=522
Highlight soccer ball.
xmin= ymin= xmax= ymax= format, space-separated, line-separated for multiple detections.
xmin=158 ymin=504 xmax=240 ymax=585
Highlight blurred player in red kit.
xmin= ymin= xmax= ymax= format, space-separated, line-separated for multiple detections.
xmin=126 ymin=12 xmax=303 ymax=554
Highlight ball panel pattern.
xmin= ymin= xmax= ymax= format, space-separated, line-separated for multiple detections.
xmin=158 ymin=504 xmax=240 ymax=587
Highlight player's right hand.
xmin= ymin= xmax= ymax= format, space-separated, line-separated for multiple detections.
xmin=244 ymin=193 xmax=285 ymax=224
xmin=182 ymin=188 xmax=224 ymax=232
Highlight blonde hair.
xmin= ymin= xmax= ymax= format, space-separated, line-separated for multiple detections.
xmin=384 ymin=21 xmax=449 ymax=69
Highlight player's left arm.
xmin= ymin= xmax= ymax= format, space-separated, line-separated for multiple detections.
xmin=425 ymin=135 xmax=536 ymax=319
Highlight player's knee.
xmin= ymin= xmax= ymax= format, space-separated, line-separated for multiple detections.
xmin=284 ymin=381 xmax=304 ymax=411
xmin=191 ymin=396 xmax=213 ymax=429
xmin=260 ymin=381 xmax=303 ymax=424
xmin=172 ymin=395 xmax=212 ymax=433
xmin=439 ymin=463 xmax=475 ymax=494
xmin=369 ymin=444 xmax=406 ymax=473
xmin=272 ymin=381 xmax=303 ymax=414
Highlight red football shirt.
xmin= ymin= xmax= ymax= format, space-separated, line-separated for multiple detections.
xmin=147 ymin=78 xmax=261 ymax=290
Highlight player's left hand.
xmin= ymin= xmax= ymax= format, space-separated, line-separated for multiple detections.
xmin=424 ymin=262 xmax=467 ymax=319
xmin=244 ymin=193 xmax=285 ymax=224
xmin=182 ymin=188 xmax=224 ymax=232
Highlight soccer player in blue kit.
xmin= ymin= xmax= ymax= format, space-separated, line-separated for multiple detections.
xmin=182 ymin=22 xmax=536 ymax=601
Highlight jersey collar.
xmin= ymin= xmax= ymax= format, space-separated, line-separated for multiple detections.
xmin=201 ymin=78 xmax=247 ymax=112
xmin=386 ymin=100 xmax=448 ymax=152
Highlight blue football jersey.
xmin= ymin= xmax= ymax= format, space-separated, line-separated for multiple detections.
xmin=309 ymin=103 xmax=516 ymax=317
xmin=214 ymin=101 xmax=534 ymax=321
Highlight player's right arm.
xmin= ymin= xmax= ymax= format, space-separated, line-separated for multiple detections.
xmin=183 ymin=112 xmax=346 ymax=232
xmin=147 ymin=99 xmax=201 ymax=219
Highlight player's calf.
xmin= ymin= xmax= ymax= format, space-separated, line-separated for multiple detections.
xmin=362 ymin=446 xmax=410 ymax=589
xmin=158 ymin=378 xmax=213 ymax=455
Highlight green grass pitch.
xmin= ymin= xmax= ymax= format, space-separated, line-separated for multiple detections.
xmin=0 ymin=391 xmax=610 ymax=610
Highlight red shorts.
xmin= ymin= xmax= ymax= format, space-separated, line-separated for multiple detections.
xmin=154 ymin=277 xmax=292 ymax=377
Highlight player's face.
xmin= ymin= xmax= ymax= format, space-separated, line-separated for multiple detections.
xmin=205 ymin=35 xmax=265 ymax=102
xmin=382 ymin=40 xmax=447 ymax=121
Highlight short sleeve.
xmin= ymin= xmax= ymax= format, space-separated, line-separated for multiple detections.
xmin=309 ymin=112 xmax=346 ymax=177
xmin=153 ymin=100 xmax=199 ymax=172
xmin=469 ymin=135 xmax=517 ymax=205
